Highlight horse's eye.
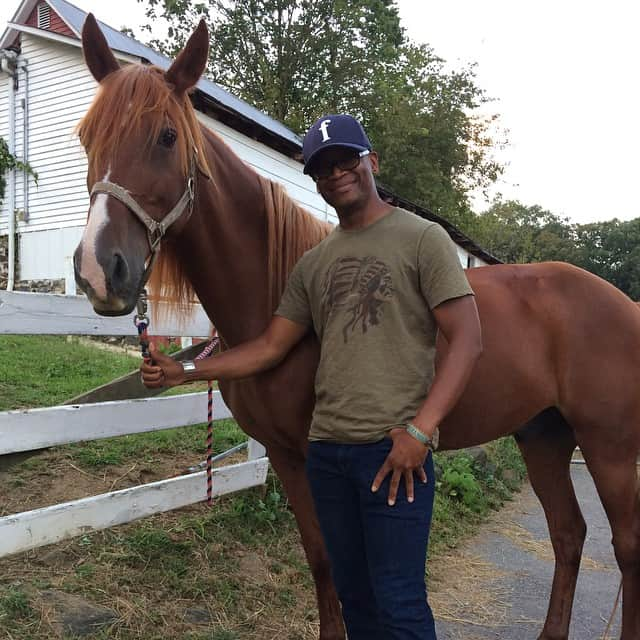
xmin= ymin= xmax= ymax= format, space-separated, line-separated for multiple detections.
xmin=160 ymin=128 xmax=177 ymax=148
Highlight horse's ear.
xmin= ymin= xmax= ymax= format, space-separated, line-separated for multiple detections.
xmin=82 ymin=13 xmax=119 ymax=83
xmin=165 ymin=19 xmax=209 ymax=95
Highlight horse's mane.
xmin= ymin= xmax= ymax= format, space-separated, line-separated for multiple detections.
xmin=77 ymin=63 xmax=330 ymax=320
xmin=148 ymin=171 xmax=331 ymax=319
xmin=77 ymin=64 xmax=210 ymax=181
xmin=150 ymin=171 xmax=332 ymax=318
xmin=261 ymin=175 xmax=332 ymax=312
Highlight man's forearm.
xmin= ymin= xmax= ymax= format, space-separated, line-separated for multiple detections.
xmin=412 ymin=336 xmax=482 ymax=437
xmin=184 ymin=336 xmax=281 ymax=382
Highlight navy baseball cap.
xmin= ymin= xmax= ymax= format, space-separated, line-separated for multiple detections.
xmin=302 ymin=114 xmax=372 ymax=175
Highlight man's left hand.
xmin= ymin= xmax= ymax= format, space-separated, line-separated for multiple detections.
xmin=371 ymin=428 xmax=429 ymax=506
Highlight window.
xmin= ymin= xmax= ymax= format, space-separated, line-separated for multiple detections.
xmin=37 ymin=3 xmax=51 ymax=30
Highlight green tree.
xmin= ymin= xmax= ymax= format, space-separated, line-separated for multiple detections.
xmin=366 ymin=43 xmax=501 ymax=231
xmin=572 ymin=219 xmax=640 ymax=300
xmin=471 ymin=199 xmax=575 ymax=264
xmin=141 ymin=0 xmax=403 ymax=132
xmin=473 ymin=199 xmax=640 ymax=300
xmin=138 ymin=0 xmax=503 ymax=227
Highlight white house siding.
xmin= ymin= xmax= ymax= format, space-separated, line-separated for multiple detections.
xmin=3 ymin=31 xmax=483 ymax=281
xmin=456 ymin=246 xmax=488 ymax=269
xmin=17 ymin=33 xmax=95 ymax=234
xmin=0 ymin=33 xmax=95 ymax=279
xmin=197 ymin=113 xmax=336 ymax=225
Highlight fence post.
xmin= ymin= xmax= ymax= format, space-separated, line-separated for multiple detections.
xmin=247 ymin=438 xmax=266 ymax=460
xmin=64 ymin=256 xmax=76 ymax=296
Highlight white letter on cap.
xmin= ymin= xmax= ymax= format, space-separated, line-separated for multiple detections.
xmin=319 ymin=119 xmax=332 ymax=142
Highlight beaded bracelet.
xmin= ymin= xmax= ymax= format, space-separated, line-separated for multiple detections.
xmin=401 ymin=423 xmax=437 ymax=450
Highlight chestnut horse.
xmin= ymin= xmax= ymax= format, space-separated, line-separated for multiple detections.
xmin=73 ymin=15 xmax=639 ymax=640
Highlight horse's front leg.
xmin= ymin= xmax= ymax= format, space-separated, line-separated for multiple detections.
xmin=268 ymin=444 xmax=345 ymax=640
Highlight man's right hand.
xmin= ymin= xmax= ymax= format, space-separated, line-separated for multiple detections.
xmin=140 ymin=343 xmax=187 ymax=388
xmin=140 ymin=316 xmax=309 ymax=389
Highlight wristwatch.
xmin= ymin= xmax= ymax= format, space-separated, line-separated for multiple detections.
xmin=402 ymin=423 xmax=439 ymax=450
xmin=181 ymin=360 xmax=196 ymax=373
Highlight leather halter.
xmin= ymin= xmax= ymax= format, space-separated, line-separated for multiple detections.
xmin=89 ymin=155 xmax=197 ymax=286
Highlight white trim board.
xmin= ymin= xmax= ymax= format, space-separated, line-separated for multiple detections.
xmin=4 ymin=22 xmax=140 ymax=64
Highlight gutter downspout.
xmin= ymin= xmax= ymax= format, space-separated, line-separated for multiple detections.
xmin=1 ymin=51 xmax=18 ymax=291
xmin=18 ymin=57 xmax=28 ymax=224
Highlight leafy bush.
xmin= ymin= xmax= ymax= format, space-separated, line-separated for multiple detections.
xmin=430 ymin=437 xmax=528 ymax=554
xmin=438 ymin=454 xmax=486 ymax=511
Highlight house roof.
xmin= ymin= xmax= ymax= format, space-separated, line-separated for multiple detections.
xmin=0 ymin=0 xmax=500 ymax=265
xmin=1 ymin=0 xmax=303 ymax=149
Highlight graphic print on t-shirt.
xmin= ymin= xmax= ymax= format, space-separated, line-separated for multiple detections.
xmin=321 ymin=256 xmax=394 ymax=343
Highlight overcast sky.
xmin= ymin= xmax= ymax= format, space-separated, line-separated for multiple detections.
xmin=2 ymin=0 xmax=638 ymax=224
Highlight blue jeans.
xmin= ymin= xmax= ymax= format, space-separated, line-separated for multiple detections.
xmin=306 ymin=438 xmax=437 ymax=640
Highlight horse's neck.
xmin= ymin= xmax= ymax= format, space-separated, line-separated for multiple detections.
xmin=178 ymin=128 xmax=271 ymax=345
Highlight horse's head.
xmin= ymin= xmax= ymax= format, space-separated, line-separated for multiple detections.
xmin=74 ymin=14 xmax=209 ymax=315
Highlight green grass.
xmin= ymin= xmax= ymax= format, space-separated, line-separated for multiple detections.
xmin=0 ymin=586 xmax=32 ymax=620
xmin=0 ymin=335 xmax=140 ymax=410
xmin=175 ymin=475 xmax=292 ymax=546
xmin=64 ymin=419 xmax=246 ymax=469
xmin=1 ymin=335 xmax=244 ymax=470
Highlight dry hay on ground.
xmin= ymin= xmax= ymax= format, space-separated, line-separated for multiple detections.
xmin=0 ymin=501 xmax=320 ymax=639
xmin=429 ymin=551 xmax=512 ymax=628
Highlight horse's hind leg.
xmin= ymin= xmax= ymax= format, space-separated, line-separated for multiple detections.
xmin=514 ymin=408 xmax=586 ymax=640
xmin=267 ymin=445 xmax=345 ymax=640
xmin=576 ymin=432 xmax=640 ymax=640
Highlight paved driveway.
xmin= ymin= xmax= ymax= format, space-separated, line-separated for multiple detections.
xmin=432 ymin=465 xmax=623 ymax=640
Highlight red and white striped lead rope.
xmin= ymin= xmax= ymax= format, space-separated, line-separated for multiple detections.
xmin=195 ymin=332 xmax=221 ymax=506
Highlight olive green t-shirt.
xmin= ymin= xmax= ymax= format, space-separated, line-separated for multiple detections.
xmin=275 ymin=207 xmax=474 ymax=443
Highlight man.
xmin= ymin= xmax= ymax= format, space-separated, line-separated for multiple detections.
xmin=142 ymin=114 xmax=482 ymax=639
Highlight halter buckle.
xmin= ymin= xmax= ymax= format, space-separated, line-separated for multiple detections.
xmin=149 ymin=224 xmax=164 ymax=251
xmin=136 ymin=289 xmax=148 ymax=316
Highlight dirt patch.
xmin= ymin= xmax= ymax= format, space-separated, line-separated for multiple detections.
xmin=237 ymin=550 xmax=271 ymax=585
xmin=36 ymin=589 xmax=119 ymax=637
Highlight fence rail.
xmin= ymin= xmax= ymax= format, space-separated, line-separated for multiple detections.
xmin=0 ymin=290 xmax=210 ymax=336
xmin=0 ymin=459 xmax=269 ymax=557
xmin=0 ymin=391 xmax=232 ymax=455
xmin=0 ymin=290 xmax=268 ymax=559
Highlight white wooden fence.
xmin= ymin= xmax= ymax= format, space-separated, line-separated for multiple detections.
xmin=0 ymin=290 xmax=268 ymax=558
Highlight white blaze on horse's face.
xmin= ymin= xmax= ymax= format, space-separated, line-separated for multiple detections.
xmin=78 ymin=167 xmax=112 ymax=301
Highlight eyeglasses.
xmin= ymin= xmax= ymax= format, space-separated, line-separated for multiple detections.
xmin=310 ymin=150 xmax=370 ymax=181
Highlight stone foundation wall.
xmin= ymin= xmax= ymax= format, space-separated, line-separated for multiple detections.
xmin=1 ymin=233 xmax=67 ymax=293
xmin=13 ymin=278 xmax=66 ymax=293
xmin=0 ymin=235 xmax=8 ymax=290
